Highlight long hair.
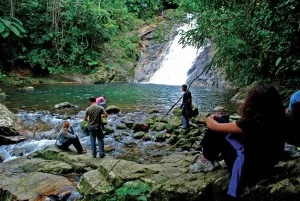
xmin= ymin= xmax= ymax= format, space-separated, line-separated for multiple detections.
xmin=239 ymin=84 xmax=286 ymax=126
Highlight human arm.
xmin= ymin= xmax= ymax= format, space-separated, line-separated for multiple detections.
xmin=84 ymin=110 xmax=88 ymax=121
xmin=101 ymin=109 xmax=108 ymax=118
xmin=62 ymin=127 xmax=76 ymax=139
xmin=205 ymin=115 xmax=243 ymax=134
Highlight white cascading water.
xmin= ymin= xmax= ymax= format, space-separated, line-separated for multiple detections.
xmin=149 ymin=22 xmax=203 ymax=86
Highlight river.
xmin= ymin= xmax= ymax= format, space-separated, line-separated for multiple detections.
xmin=0 ymin=83 xmax=237 ymax=114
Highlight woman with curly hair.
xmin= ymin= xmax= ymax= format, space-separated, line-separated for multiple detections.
xmin=190 ymin=84 xmax=287 ymax=198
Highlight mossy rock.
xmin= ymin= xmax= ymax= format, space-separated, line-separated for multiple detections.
xmin=106 ymin=105 xmax=120 ymax=114
xmin=143 ymin=134 xmax=152 ymax=141
xmin=124 ymin=121 xmax=135 ymax=129
xmin=145 ymin=115 xmax=157 ymax=125
xmin=104 ymin=125 xmax=114 ymax=134
xmin=166 ymin=115 xmax=181 ymax=131
xmin=116 ymin=123 xmax=127 ymax=129
xmin=155 ymin=133 xmax=167 ymax=142
xmin=133 ymin=131 xmax=146 ymax=139
xmin=172 ymin=107 xmax=182 ymax=116
xmin=154 ymin=122 xmax=166 ymax=131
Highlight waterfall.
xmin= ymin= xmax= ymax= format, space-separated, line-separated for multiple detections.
xmin=148 ymin=23 xmax=203 ymax=86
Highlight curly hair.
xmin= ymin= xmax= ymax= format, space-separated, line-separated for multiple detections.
xmin=239 ymin=84 xmax=286 ymax=126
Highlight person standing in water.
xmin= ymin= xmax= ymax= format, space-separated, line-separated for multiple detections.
xmin=180 ymin=84 xmax=192 ymax=129
xmin=84 ymin=97 xmax=108 ymax=158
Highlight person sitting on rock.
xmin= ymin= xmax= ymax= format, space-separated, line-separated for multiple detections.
xmin=55 ymin=120 xmax=87 ymax=154
xmin=96 ymin=96 xmax=106 ymax=108
xmin=284 ymin=90 xmax=300 ymax=158
xmin=190 ymin=84 xmax=287 ymax=199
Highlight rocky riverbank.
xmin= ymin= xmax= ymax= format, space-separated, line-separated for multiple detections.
xmin=1 ymin=146 xmax=299 ymax=201
xmin=1 ymin=101 xmax=300 ymax=201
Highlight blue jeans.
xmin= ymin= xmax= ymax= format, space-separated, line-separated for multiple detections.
xmin=88 ymin=125 xmax=104 ymax=157
xmin=182 ymin=115 xmax=189 ymax=129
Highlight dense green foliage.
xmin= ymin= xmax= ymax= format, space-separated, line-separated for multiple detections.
xmin=0 ymin=0 xmax=178 ymax=79
xmin=178 ymin=0 xmax=300 ymax=86
xmin=1 ymin=0 xmax=299 ymax=86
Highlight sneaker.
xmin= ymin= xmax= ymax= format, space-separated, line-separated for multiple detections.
xmin=190 ymin=156 xmax=219 ymax=173
xmin=284 ymin=144 xmax=300 ymax=158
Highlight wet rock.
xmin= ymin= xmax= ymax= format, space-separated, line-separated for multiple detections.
xmin=123 ymin=120 xmax=135 ymax=129
xmin=213 ymin=106 xmax=225 ymax=111
xmin=0 ymin=103 xmax=25 ymax=145
xmin=166 ymin=115 xmax=181 ymax=131
xmin=0 ymin=172 xmax=75 ymax=200
xmin=106 ymin=105 xmax=120 ymax=114
xmin=54 ymin=102 xmax=77 ymax=109
xmin=154 ymin=122 xmax=167 ymax=131
xmin=133 ymin=123 xmax=149 ymax=132
xmin=150 ymin=109 xmax=160 ymax=114
xmin=116 ymin=123 xmax=127 ymax=129
xmin=104 ymin=145 xmax=115 ymax=153
xmin=155 ymin=133 xmax=167 ymax=142
xmin=173 ymin=107 xmax=182 ymax=116
xmin=12 ymin=147 xmax=24 ymax=157
xmin=104 ymin=125 xmax=114 ymax=134
xmin=133 ymin=131 xmax=146 ymax=139
xmin=143 ymin=134 xmax=152 ymax=141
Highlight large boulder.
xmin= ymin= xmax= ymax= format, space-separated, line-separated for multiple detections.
xmin=0 ymin=155 xmax=76 ymax=201
xmin=106 ymin=105 xmax=121 ymax=114
xmin=0 ymin=103 xmax=25 ymax=145
xmin=54 ymin=102 xmax=77 ymax=109
xmin=166 ymin=115 xmax=182 ymax=131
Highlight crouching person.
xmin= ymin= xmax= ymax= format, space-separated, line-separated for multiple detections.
xmin=190 ymin=84 xmax=287 ymax=199
xmin=55 ymin=120 xmax=87 ymax=154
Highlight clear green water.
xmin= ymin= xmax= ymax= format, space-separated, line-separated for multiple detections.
xmin=0 ymin=83 xmax=238 ymax=113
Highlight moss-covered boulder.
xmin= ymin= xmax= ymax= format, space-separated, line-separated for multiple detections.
xmin=173 ymin=107 xmax=182 ymax=116
xmin=116 ymin=123 xmax=127 ymax=129
xmin=154 ymin=122 xmax=167 ymax=131
xmin=166 ymin=115 xmax=182 ymax=131
xmin=104 ymin=125 xmax=115 ymax=134
xmin=133 ymin=131 xmax=146 ymax=139
xmin=155 ymin=133 xmax=167 ymax=142
xmin=106 ymin=105 xmax=120 ymax=114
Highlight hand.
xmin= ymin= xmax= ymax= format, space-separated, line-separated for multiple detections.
xmin=210 ymin=114 xmax=220 ymax=120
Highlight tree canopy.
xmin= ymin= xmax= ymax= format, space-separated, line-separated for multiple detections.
xmin=178 ymin=0 xmax=300 ymax=86
xmin=0 ymin=0 xmax=299 ymax=86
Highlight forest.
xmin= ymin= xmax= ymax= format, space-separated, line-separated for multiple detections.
xmin=0 ymin=0 xmax=299 ymax=87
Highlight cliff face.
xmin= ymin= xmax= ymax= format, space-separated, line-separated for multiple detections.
xmin=134 ymin=24 xmax=179 ymax=83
